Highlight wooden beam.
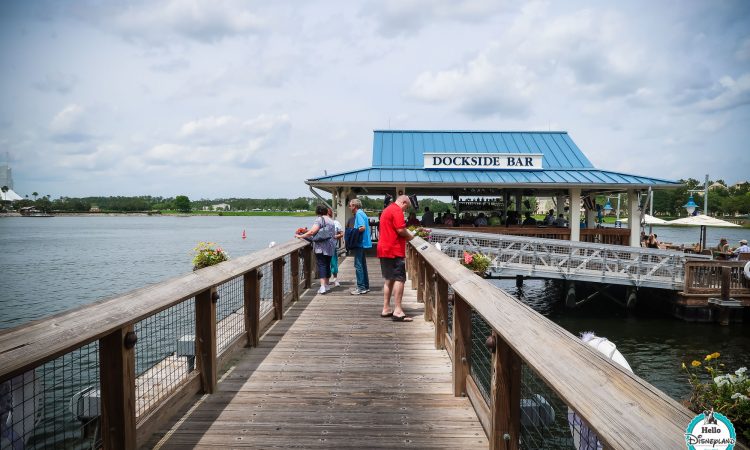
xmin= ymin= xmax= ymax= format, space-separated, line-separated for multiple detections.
xmin=195 ymin=288 xmax=216 ymax=394
xmin=424 ymin=264 xmax=434 ymax=322
xmin=99 ymin=325 xmax=137 ymax=450
xmin=452 ymin=295 xmax=471 ymax=397
xmin=490 ymin=333 xmax=521 ymax=450
xmin=273 ymin=258 xmax=284 ymax=320
xmin=244 ymin=269 xmax=260 ymax=347
xmin=303 ymin=246 xmax=313 ymax=289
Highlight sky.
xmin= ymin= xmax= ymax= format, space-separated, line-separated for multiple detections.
xmin=1 ymin=0 xmax=749 ymax=200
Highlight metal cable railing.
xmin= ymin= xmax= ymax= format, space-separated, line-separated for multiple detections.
xmin=470 ymin=311 xmax=492 ymax=404
xmin=217 ymin=276 xmax=245 ymax=355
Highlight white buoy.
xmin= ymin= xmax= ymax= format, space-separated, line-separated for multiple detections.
xmin=268 ymin=241 xmax=276 ymax=248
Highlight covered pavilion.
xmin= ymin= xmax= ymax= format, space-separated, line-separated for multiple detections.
xmin=306 ymin=130 xmax=680 ymax=247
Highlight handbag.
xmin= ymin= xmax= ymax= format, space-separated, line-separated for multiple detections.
xmin=344 ymin=227 xmax=363 ymax=250
xmin=311 ymin=219 xmax=334 ymax=242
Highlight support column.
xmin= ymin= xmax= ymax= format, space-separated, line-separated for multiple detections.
xmin=336 ymin=187 xmax=352 ymax=226
xmin=628 ymin=189 xmax=641 ymax=247
xmin=515 ymin=192 xmax=522 ymax=214
xmin=569 ymin=188 xmax=581 ymax=242
xmin=555 ymin=193 xmax=566 ymax=218
xmin=586 ymin=209 xmax=597 ymax=229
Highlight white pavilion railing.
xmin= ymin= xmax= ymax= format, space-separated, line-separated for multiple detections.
xmin=428 ymin=229 xmax=710 ymax=290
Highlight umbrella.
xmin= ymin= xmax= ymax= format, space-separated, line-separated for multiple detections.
xmin=620 ymin=214 xmax=668 ymax=225
xmin=664 ymin=215 xmax=740 ymax=228
xmin=662 ymin=214 xmax=740 ymax=252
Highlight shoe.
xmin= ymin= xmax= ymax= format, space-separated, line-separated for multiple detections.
xmin=361 ymin=288 xmax=370 ymax=294
xmin=392 ymin=314 xmax=413 ymax=322
xmin=350 ymin=289 xmax=365 ymax=295
xmin=318 ymin=286 xmax=326 ymax=294
xmin=334 ymin=280 xmax=341 ymax=287
xmin=325 ymin=284 xmax=333 ymax=292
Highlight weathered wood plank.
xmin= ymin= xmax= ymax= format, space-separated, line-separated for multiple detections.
xmin=148 ymin=255 xmax=487 ymax=449
xmin=99 ymin=325 xmax=137 ymax=449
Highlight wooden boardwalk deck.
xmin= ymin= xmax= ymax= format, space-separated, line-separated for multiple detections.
xmin=148 ymin=255 xmax=488 ymax=449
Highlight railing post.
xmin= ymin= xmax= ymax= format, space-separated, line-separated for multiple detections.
xmin=417 ymin=254 xmax=425 ymax=304
xmin=303 ymin=245 xmax=313 ymax=289
xmin=99 ymin=325 xmax=137 ymax=450
xmin=291 ymin=250 xmax=300 ymax=302
xmin=244 ymin=269 xmax=261 ymax=347
xmin=490 ymin=332 xmax=521 ymax=450
xmin=273 ymin=258 xmax=284 ymax=320
xmin=195 ymin=287 xmax=217 ymax=394
xmin=452 ymin=295 xmax=472 ymax=397
xmin=435 ymin=276 xmax=448 ymax=349
xmin=410 ymin=246 xmax=418 ymax=290
xmin=424 ymin=265 xmax=434 ymax=322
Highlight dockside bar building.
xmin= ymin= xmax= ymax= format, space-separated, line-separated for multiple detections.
xmin=306 ymin=130 xmax=680 ymax=247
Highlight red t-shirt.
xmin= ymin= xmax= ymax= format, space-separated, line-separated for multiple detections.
xmin=377 ymin=203 xmax=407 ymax=258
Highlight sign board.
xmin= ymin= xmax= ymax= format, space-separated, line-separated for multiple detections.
xmin=424 ymin=153 xmax=543 ymax=170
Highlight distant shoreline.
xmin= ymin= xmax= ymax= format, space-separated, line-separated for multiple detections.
xmin=0 ymin=211 xmax=317 ymax=217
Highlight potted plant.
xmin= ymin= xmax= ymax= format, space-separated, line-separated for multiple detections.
xmin=407 ymin=225 xmax=431 ymax=239
xmin=460 ymin=251 xmax=490 ymax=276
xmin=192 ymin=242 xmax=229 ymax=270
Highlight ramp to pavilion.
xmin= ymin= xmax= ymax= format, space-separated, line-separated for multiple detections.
xmin=148 ymin=256 xmax=488 ymax=449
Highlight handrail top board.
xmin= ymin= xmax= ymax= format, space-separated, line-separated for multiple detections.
xmin=410 ymin=237 xmax=694 ymax=449
xmin=0 ymin=239 xmax=309 ymax=382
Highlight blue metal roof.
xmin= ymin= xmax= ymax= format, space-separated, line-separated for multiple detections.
xmin=372 ymin=130 xmax=593 ymax=169
xmin=307 ymin=167 xmax=677 ymax=186
xmin=307 ymin=130 xmax=680 ymax=188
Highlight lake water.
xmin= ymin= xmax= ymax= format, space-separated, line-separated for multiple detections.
xmin=1 ymin=215 xmax=748 ymax=405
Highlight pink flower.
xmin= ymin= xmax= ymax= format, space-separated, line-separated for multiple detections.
xmin=463 ymin=251 xmax=473 ymax=265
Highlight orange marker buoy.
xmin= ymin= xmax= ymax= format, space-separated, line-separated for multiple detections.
xmin=242 ymin=230 xmax=246 ymax=240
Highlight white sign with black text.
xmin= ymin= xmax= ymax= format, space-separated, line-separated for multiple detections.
xmin=424 ymin=153 xmax=543 ymax=170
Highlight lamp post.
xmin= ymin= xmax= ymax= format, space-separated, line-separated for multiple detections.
xmin=683 ymin=195 xmax=697 ymax=216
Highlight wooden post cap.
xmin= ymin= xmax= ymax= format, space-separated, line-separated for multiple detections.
xmin=124 ymin=331 xmax=138 ymax=349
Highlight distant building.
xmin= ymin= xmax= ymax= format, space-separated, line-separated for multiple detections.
xmin=211 ymin=203 xmax=231 ymax=211
xmin=0 ymin=165 xmax=13 ymax=189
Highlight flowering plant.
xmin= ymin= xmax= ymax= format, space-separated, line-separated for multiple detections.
xmin=296 ymin=227 xmax=308 ymax=235
xmin=460 ymin=251 xmax=490 ymax=275
xmin=192 ymin=242 xmax=229 ymax=270
xmin=407 ymin=225 xmax=431 ymax=238
xmin=683 ymin=352 xmax=749 ymax=442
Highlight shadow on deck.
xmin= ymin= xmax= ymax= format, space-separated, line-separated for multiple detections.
xmin=147 ymin=255 xmax=488 ymax=449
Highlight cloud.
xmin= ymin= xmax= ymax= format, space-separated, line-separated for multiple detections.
xmin=110 ymin=0 xmax=266 ymax=45
xmin=695 ymin=73 xmax=750 ymax=112
xmin=150 ymin=58 xmax=190 ymax=73
xmin=32 ymin=72 xmax=77 ymax=94
xmin=736 ymin=37 xmax=750 ymax=62
xmin=49 ymin=104 xmax=94 ymax=143
xmin=407 ymin=49 xmax=535 ymax=117
xmin=143 ymin=113 xmax=291 ymax=169
xmin=362 ymin=0 xmax=506 ymax=36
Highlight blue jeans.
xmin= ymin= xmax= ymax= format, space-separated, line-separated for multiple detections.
xmin=352 ymin=247 xmax=369 ymax=290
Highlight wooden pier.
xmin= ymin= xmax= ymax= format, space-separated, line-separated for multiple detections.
xmin=147 ymin=260 xmax=487 ymax=448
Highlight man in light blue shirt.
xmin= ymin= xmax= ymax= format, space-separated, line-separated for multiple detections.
xmin=349 ymin=198 xmax=371 ymax=294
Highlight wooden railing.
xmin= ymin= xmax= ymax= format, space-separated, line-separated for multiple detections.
xmin=430 ymin=225 xmax=630 ymax=245
xmin=406 ymin=236 xmax=694 ymax=449
xmin=0 ymin=240 xmax=313 ymax=449
xmin=683 ymin=260 xmax=750 ymax=295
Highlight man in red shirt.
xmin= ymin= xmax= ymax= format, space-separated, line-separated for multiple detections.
xmin=377 ymin=195 xmax=415 ymax=321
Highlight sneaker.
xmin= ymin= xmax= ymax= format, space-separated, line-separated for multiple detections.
xmin=325 ymin=284 xmax=333 ymax=292
xmin=361 ymin=288 xmax=370 ymax=294
xmin=318 ymin=286 xmax=326 ymax=294
xmin=334 ymin=280 xmax=341 ymax=287
xmin=350 ymin=288 xmax=365 ymax=295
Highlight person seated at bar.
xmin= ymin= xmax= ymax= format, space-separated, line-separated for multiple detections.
xmin=553 ymin=213 xmax=568 ymax=227
xmin=522 ymin=211 xmax=537 ymax=226
xmin=730 ymin=239 xmax=750 ymax=259
xmin=543 ymin=209 xmax=555 ymax=225
xmin=505 ymin=210 xmax=520 ymax=226
xmin=646 ymin=234 xmax=659 ymax=249
xmin=474 ymin=212 xmax=488 ymax=227
xmin=434 ymin=212 xmax=442 ymax=225
xmin=442 ymin=212 xmax=454 ymax=227
xmin=406 ymin=212 xmax=421 ymax=227
xmin=488 ymin=212 xmax=502 ymax=226
xmin=420 ymin=207 xmax=434 ymax=226
xmin=715 ymin=237 xmax=730 ymax=253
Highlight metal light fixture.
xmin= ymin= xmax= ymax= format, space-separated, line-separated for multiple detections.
xmin=683 ymin=195 xmax=697 ymax=216
xmin=603 ymin=198 xmax=613 ymax=215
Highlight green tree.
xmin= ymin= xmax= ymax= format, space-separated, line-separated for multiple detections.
xmin=32 ymin=191 xmax=38 ymax=201
xmin=173 ymin=195 xmax=191 ymax=213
